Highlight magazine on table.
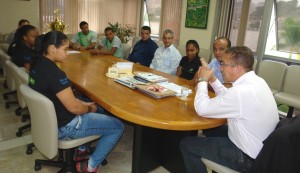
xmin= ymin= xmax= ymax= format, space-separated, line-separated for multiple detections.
xmin=135 ymin=83 xmax=176 ymax=99
xmin=115 ymin=76 xmax=148 ymax=89
xmin=134 ymin=72 xmax=168 ymax=83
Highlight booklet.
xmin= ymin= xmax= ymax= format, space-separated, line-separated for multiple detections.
xmin=115 ymin=76 xmax=148 ymax=89
xmin=134 ymin=72 xmax=168 ymax=83
xmin=135 ymin=83 xmax=177 ymax=99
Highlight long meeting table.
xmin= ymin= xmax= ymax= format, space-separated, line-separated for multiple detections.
xmin=59 ymin=51 xmax=226 ymax=173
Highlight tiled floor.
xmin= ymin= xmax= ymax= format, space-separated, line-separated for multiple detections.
xmin=0 ymin=76 xmax=170 ymax=173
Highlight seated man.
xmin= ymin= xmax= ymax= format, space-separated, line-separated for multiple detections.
xmin=6 ymin=19 xmax=30 ymax=44
xmin=150 ymin=29 xmax=181 ymax=75
xmin=128 ymin=26 xmax=158 ymax=67
xmin=90 ymin=27 xmax=123 ymax=58
xmin=208 ymin=37 xmax=231 ymax=83
xmin=180 ymin=46 xmax=279 ymax=173
xmin=70 ymin=21 xmax=97 ymax=50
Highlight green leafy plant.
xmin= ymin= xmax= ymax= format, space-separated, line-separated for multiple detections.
xmin=108 ymin=22 xmax=135 ymax=44
xmin=281 ymin=17 xmax=300 ymax=54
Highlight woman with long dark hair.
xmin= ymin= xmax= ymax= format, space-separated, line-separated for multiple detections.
xmin=29 ymin=31 xmax=124 ymax=173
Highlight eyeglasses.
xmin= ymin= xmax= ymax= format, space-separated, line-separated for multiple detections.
xmin=219 ymin=61 xmax=236 ymax=67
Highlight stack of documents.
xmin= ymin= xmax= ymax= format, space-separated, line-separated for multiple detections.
xmin=134 ymin=72 xmax=168 ymax=83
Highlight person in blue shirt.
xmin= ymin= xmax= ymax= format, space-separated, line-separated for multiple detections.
xmin=208 ymin=37 xmax=231 ymax=83
xmin=128 ymin=26 xmax=158 ymax=67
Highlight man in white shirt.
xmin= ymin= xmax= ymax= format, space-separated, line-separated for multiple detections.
xmin=150 ymin=29 xmax=181 ymax=75
xmin=180 ymin=46 xmax=279 ymax=173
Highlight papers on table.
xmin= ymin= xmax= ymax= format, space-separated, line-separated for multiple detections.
xmin=114 ymin=70 xmax=191 ymax=99
xmin=115 ymin=76 xmax=148 ymax=89
xmin=134 ymin=72 xmax=168 ymax=83
xmin=68 ymin=50 xmax=81 ymax=54
xmin=157 ymin=82 xmax=192 ymax=96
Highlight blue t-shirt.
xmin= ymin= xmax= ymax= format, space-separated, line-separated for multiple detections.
xmin=128 ymin=38 xmax=158 ymax=67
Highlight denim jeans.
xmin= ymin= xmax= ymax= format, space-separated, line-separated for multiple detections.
xmin=180 ymin=125 xmax=253 ymax=173
xmin=58 ymin=113 xmax=124 ymax=168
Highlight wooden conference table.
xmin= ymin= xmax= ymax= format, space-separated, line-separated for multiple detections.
xmin=60 ymin=51 xmax=226 ymax=173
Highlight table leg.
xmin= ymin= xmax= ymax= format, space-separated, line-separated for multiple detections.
xmin=132 ymin=124 xmax=198 ymax=173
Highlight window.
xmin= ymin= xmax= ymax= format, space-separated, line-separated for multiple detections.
xmin=142 ymin=0 xmax=182 ymax=44
xmin=143 ymin=0 xmax=161 ymax=37
xmin=229 ymin=0 xmax=265 ymax=52
xmin=228 ymin=0 xmax=300 ymax=61
xmin=265 ymin=1 xmax=300 ymax=60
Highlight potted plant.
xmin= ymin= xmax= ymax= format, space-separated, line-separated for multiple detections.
xmin=108 ymin=22 xmax=135 ymax=44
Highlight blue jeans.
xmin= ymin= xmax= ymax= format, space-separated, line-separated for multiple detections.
xmin=58 ymin=113 xmax=124 ymax=168
xmin=180 ymin=125 xmax=253 ymax=173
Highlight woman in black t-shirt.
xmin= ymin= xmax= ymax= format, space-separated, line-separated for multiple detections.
xmin=176 ymin=40 xmax=202 ymax=80
xmin=9 ymin=25 xmax=38 ymax=71
xmin=29 ymin=31 xmax=124 ymax=173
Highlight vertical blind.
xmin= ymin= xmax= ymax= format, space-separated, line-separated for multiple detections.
xmin=160 ymin=0 xmax=182 ymax=45
xmin=39 ymin=0 xmax=138 ymax=35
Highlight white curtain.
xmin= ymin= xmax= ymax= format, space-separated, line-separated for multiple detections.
xmin=39 ymin=0 xmax=138 ymax=35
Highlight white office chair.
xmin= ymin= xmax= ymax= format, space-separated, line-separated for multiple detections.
xmin=131 ymin=36 xmax=141 ymax=49
xmin=274 ymin=65 xmax=300 ymax=118
xmin=15 ymin=66 xmax=31 ymax=136
xmin=0 ymin=52 xmax=18 ymax=108
xmin=19 ymin=84 xmax=103 ymax=172
xmin=177 ymin=44 xmax=186 ymax=57
xmin=199 ymin=48 xmax=212 ymax=63
xmin=257 ymin=60 xmax=287 ymax=95
xmin=5 ymin=60 xmax=28 ymax=116
xmin=201 ymin=158 xmax=240 ymax=173
xmin=155 ymin=40 xmax=164 ymax=47
xmin=0 ymin=43 xmax=9 ymax=52
xmin=122 ymin=43 xmax=132 ymax=60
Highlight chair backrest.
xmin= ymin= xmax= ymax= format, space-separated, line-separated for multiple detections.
xmin=122 ymin=43 xmax=132 ymax=60
xmin=155 ymin=40 xmax=164 ymax=47
xmin=0 ymin=49 xmax=10 ymax=78
xmin=199 ymin=48 xmax=212 ymax=63
xmin=281 ymin=65 xmax=300 ymax=95
xmin=0 ymin=43 xmax=10 ymax=53
xmin=257 ymin=60 xmax=287 ymax=93
xmin=253 ymin=58 xmax=258 ymax=71
xmin=131 ymin=36 xmax=141 ymax=48
xmin=5 ymin=60 xmax=27 ymax=108
xmin=16 ymin=67 xmax=28 ymax=85
xmin=176 ymin=44 xmax=186 ymax=57
xmin=19 ymin=84 xmax=58 ymax=159
xmin=1 ymin=56 xmax=15 ymax=91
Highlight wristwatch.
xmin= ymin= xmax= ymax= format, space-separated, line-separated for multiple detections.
xmin=198 ymin=77 xmax=208 ymax=82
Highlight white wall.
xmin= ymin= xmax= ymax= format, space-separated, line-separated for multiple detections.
xmin=179 ymin=0 xmax=217 ymax=50
xmin=0 ymin=0 xmax=39 ymax=34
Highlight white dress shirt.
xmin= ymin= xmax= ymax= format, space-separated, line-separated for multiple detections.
xmin=194 ymin=71 xmax=279 ymax=158
xmin=150 ymin=44 xmax=181 ymax=75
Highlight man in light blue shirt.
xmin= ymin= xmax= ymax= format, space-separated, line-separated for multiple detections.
xmin=90 ymin=27 xmax=123 ymax=58
xmin=150 ymin=29 xmax=181 ymax=75
xmin=71 ymin=21 xmax=97 ymax=50
xmin=208 ymin=37 xmax=231 ymax=83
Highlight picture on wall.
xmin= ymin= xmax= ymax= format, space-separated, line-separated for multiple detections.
xmin=185 ymin=0 xmax=210 ymax=29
